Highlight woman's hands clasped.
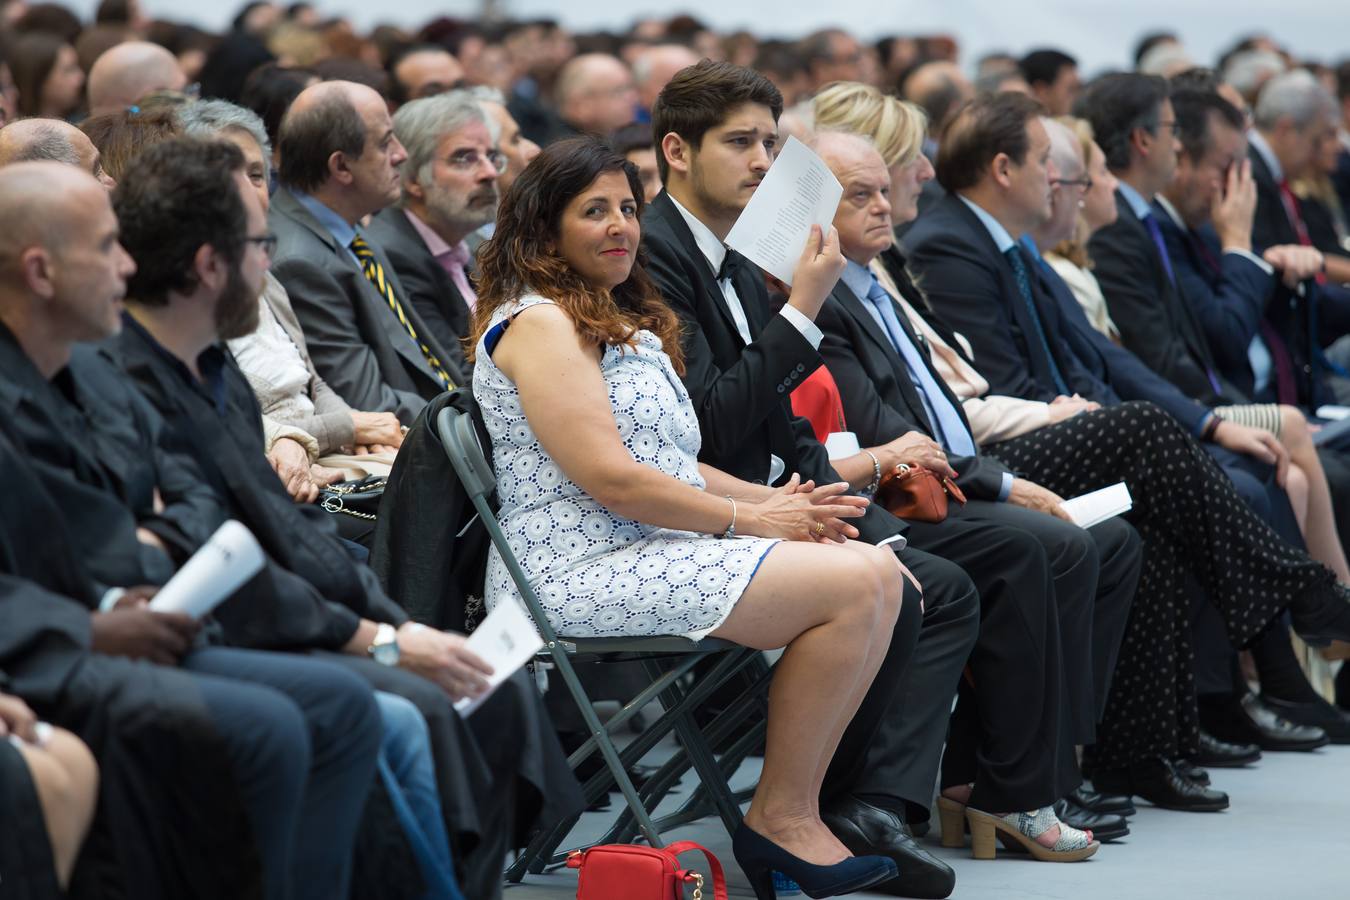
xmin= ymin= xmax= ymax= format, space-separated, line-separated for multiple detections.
xmin=741 ymin=474 xmax=869 ymax=543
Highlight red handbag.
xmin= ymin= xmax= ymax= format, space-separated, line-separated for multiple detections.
xmin=566 ymin=841 xmax=728 ymax=900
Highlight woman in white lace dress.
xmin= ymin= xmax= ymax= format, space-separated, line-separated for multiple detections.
xmin=469 ymin=137 xmax=914 ymax=899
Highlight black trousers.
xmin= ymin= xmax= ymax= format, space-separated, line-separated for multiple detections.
xmin=986 ymin=401 xmax=1334 ymax=769
xmin=852 ymin=546 xmax=979 ymax=819
xmin=0 ymin=740 xmax=61 ymax=900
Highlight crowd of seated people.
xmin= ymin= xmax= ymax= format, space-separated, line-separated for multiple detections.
xmin=1 ymin=3 xmax=1350 ymax=899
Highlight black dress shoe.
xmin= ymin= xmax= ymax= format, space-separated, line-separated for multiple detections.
xmin=1054 ymin=798 xmax=1129 ymax=842
xmin=1260 ymin=694 xmax=1350 ymax=744
xmin=1172 ymin=758 xmax=1211 ymax=787
xmin=1091 ymin=758 xmax=1230 ymax=812
xmin=1192 ymin=730 xmax=1262 ymax=767
xmin=1200 ymin=691 xmax=1330 ymax=752
xmin=822 ymin=796 xmax=955 ymax=899
xmin=1069 ymin=785 xmax=1136 ymax=817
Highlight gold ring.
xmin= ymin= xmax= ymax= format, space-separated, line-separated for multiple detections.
xmin=813 ymin=522 xmax=826 ymax=537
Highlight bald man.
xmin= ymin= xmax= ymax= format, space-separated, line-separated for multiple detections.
xmin=270 ymin=80 xmax=461 ymax=423
xmin=554 ymin=52 xmax=638 ymax=136
xmin=633 ymin=44 xmax=700 ymax=117
xmin=86 ymin=40 xmax=187 ymax=116
xmin=0 ymin=117 xmax=115 ymax=187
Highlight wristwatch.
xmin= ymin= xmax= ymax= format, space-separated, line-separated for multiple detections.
xmin=368 ymin=622 xmax=400 ymax=666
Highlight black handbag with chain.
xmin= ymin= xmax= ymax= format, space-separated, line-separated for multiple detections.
xmin=317 ymin=475 xmax=386 ymax=547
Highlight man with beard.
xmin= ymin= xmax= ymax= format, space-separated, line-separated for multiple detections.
xmin=271 ymin=80 xmax=461 ymax=425
xmin=366 ymin=91 xmax=503 ymax=373
xmin=111 ymin=136 xmax=580 ymax=900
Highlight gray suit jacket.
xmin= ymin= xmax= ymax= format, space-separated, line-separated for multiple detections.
xmin=269 ymin=188 xmax=460 ymax=426
xmin=364 ymin=208 xmax=472 ymax=378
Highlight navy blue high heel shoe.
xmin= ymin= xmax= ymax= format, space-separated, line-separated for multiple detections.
xmin=732 ymin=822 xmax=898 ymax=900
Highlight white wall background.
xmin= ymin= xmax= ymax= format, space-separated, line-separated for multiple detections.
xmin=58 ymin=0 xmax=1348 ymax=74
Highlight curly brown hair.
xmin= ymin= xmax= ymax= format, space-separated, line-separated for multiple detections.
xmin=470 ymin=136 xmax=685 ymax=374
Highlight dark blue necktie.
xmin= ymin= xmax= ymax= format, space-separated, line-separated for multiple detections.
xmin=1142 ymin=212 xmax=1177 ymax=287
xmin=1003 ymin=246 xmax=1069 ymax=394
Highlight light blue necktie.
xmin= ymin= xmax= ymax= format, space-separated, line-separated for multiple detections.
xmin=862 ymin=275 xmax=977 ymax=457
xmin=1003 ymin=246 xmax=1070 ymax=395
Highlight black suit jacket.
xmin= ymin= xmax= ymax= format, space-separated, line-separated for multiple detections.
xmin=1151 ymin=209 xmax=1274 ymax=399
xmin=817 ymin=272 xmax=1010 ymax=501
xmin=365 ymin=207 xmax=473 ymax=378
xmin=901 ymin=192 xmax=1104 ymax=404
xmin=641 ymin=190 xmax=908 ymax=543
xmin=1088 ymin=190 xmax=1241 ymax=405
xmin=269 ymin=188 xmax=458 ymax=425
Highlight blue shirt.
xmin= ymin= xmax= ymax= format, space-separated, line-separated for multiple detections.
xmin=1115 ymin=181 xmax=1154 ymax=222
xmin=957 ymin=195 xmax=1017 ymax=251
xmin=293 ymin=190 xmax=362 ymax=267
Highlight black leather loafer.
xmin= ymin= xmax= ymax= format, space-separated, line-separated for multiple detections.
xmin=1259 ymin=694 xmax=1350 ymax=744
xmin=1200 ymin=692 xmax=1330 ymax=752
xmin=823 ymin=796 xmax=955 ymax=899
xmin=1054 ymin=798 xmax=1129 ymax=842
xmin=1091 ymin=758 xmax=1230 ymax=812
xmin=1192 ymin=731 xmax=1261 ymax=767
xmin=1172 ymin=758 xmax=1211 ymax=787
xmin=1069 ymin=785 xmax=1136 ymax=817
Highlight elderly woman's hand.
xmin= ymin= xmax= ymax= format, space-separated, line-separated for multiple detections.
xmin=742 ymin=474 xmax=869 ymax=543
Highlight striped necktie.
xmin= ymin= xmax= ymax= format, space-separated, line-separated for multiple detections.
xmin=349 ymin=235 xmax=453 ymax=390
xmin=1003 ymin=245 xmax=1070 ymax=394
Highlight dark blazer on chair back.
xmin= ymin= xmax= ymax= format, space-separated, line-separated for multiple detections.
xmin=641 ymin=189 xmax=909 ymax=543
xmin=269 ymin=188 xmax=460 ymax=426
xmin=364 ymin=207 xmax=473 ymax=379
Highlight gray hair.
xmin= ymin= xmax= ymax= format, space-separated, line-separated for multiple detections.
xmin=1254 ymin=69 xmax=1335 ymax=132
xmin=458 ymin=85 xmax=505 ymax=142
xmin=1221 ymin=49 xmax=1286 ymax=103
xmin=0 ymin=122 xmax=79 ymax=166
xmin=177 ymin=98 xmax=272 ymax=163
xmin=1043 ymin=116 xmax=1083 ymax=179
xmin=391 ymin=91 xmax=491 ymax=200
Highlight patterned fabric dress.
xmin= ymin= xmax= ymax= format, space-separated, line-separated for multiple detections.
xmin=474 ymin=295 xmax=779 ymax=640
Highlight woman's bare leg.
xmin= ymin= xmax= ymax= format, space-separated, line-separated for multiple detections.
xmin=1279 ymin=406 xmax=1350 ymax=581
xmin=709 ymin=540 xmax=892 ymax=866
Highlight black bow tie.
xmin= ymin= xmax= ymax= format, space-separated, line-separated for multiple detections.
xmin=716 ymin=247 xmax=741 ymax=282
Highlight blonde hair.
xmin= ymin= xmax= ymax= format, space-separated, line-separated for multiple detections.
xmin=1051 ymin=114 xmax=1096 ymax=269
xmin=812 ymin=81 xmax=927 ymax=168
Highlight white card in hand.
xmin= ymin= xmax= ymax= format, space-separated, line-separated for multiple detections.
xmin=724 ymin=135 xmax=844 ymax=286
xmin=1059 ymin=482 xmax=1133 ymax=530
xmin=148 ymin=520 xmax=265 ymax=619
xmin=453 ymin=601 xmax=545 ymax=716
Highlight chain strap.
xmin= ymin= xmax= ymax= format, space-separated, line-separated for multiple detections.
xmin=319 ymin=478 xmax=385 ymax=521
xmin=320 ymin=494 xmax=378 ymax=520
xmin=689 ymin=872 xmax=703 ymax=900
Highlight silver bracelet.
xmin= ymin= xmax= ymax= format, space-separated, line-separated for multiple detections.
xmin=719 ymin=496 xmax=737 ymax=539
xmin=862 ymin=450 xmax=882 ymax=497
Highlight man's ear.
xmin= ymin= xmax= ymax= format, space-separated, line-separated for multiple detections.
xmin=18 ymin=246 xmax=56 ymax=300
xmin=660 ymin=131 xmax=692 ymax=177
xmin=192 ymin=242 xmax=226 ymax=293
xmin=990 ymin=152 xmax=1014 ymax=190
xmin=1128 ymin=125 xmax=1151 ymax=162
xmin=403 ymin=173 xmax=424 ymax=202
xmin=329 ymin=150 xmax=354 ymax=187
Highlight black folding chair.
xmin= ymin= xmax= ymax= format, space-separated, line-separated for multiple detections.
xmin=436 ymin=406 xmax=767 ymax=880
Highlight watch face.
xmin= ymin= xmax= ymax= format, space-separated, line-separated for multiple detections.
xmin=372 ymin=641 xmax=399 ymax=666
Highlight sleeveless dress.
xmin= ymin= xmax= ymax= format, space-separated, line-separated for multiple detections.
xmin=474 ymin=295 xmax=780 ymax=640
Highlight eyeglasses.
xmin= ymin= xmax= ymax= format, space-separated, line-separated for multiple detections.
xmin=244 ymin=233 xmax=278 ymax=255
xmin=1051 ymin=176 xmax=1093 ymax=192
xmin=446 ymin=148 xmax=508 ymax=174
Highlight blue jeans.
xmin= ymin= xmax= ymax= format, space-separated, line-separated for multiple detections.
xmin=375 ymin=692 xmax=464 ymax=900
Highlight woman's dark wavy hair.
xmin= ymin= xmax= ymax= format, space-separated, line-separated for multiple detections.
xmin=470 ymin=135 xmax=685 ymax=374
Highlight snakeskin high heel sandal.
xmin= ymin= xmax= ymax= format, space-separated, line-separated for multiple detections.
xmin=965 ymin=807 xmax=1099 ymax=862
